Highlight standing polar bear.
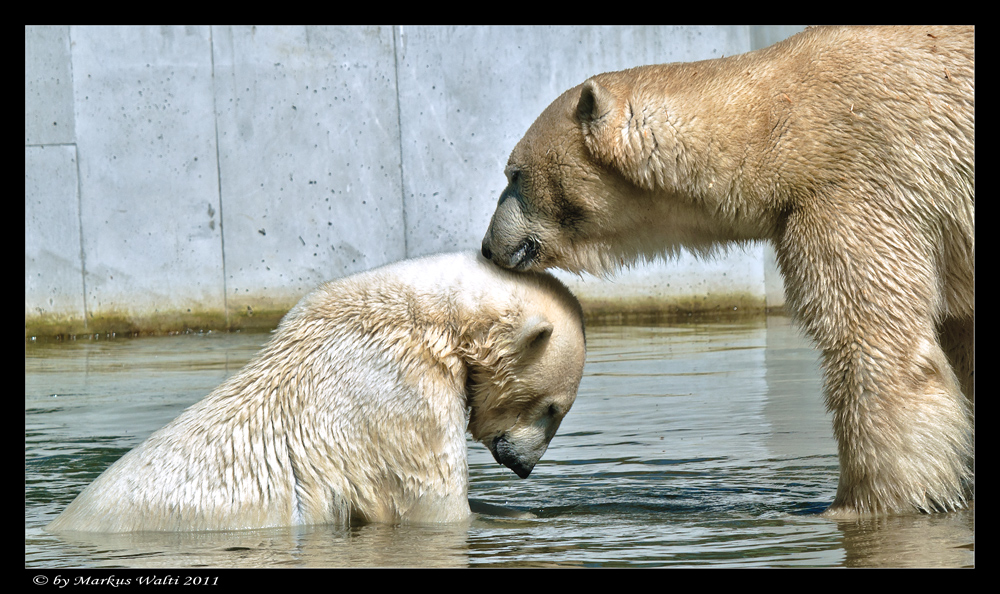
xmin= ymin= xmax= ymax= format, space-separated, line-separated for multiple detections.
xmin=481 ymin=26 xmax=974 ymax=517
xmin=47 ymin=252 xmax=586 ymax=532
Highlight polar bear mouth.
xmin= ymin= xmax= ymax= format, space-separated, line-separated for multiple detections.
xmin=508 ymin=237 xmax=541 ymax=271
xmin=481 ymin=235 xmax=540 ymax=271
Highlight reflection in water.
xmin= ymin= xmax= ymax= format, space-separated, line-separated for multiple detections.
xmin=25 ymin=317 xmax=974 ymax=568
xmin=33 ymin=521 xmax=477 ymax=568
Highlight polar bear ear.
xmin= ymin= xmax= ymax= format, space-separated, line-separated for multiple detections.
xmin=577 ymin=80 xmax=618 ymax=146
xmin=513 ymin=315 xmax=554 ymax=354
xmin=577 ymin=77 xmax=661 ymax=191
xmin=577 ymin=79 xmax=617 ymax=126
xmin=576 ymin=79 xmax=628 ymax=172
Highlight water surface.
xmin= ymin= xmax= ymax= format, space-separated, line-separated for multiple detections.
xmin=25 ymin=316 xmax=974 ymax=568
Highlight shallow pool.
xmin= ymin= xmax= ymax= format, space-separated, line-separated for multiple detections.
xmin=25 ymin=316 xmax=974 ymax=568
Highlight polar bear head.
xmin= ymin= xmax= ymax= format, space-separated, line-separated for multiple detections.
xmin=461 ymin=265 xmax=586 ymax=479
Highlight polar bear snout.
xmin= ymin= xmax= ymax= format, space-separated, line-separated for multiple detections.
xmin=488 ymin=434 xmax=542 ymax=479
xmin=485 ymin=409 xmax=566 ymax=479
xmin=480 ymin=182 xmax=544 ymax=271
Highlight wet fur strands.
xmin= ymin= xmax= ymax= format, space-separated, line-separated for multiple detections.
xmin=47 ymin=252 xmax=585 ymax=532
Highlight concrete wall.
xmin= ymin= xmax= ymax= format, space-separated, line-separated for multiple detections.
xmin=25 ymin=25 xmax=804 ymax=337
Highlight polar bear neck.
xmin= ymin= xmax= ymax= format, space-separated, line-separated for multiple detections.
xmin=584 ymin=58 xmax=791 ymax=244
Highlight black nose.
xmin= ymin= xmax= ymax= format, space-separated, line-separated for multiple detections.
xmin=481 ymin=242 xmax=493 ymax=260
